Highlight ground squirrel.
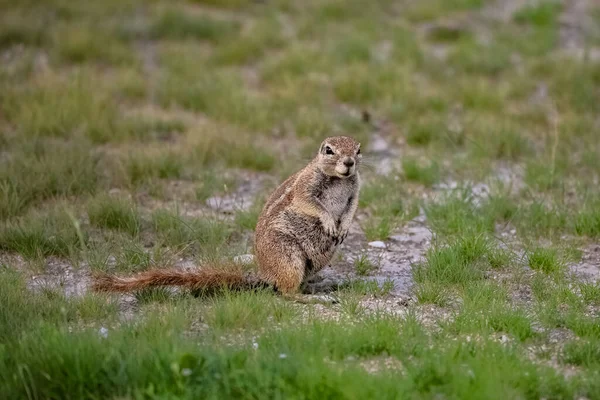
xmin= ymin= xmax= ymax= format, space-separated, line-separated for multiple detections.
xmin=93 ymin=136 xmax=362 ymax=300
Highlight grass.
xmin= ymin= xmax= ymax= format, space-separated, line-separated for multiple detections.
xmin=425 ymin=191 xmax=494 ymax=236
xmin=415 ymin=281 xmax=450 ymax=306
xmin=2 ymin=276 xmax=594 ymax=399
xmin=204 ymin=290 xmax=298 ymax=331
xmin=413 ymin=235 xmax=492 ymax=285
xmin=513 ymin=1 xmax=562 ymax=27
xmin=114 ymin=240 xmax=152 ymax=273
xmin=210 ymin=17 xmax=285 ymax=65
xmin=2 ymin=71 xmax=136 ymax=143
xmin=353 ymin=253 xmax=378 ymax=276
xmin=575 ymin=201 xmax=600 ymax=237
xmin=469 ymin=126 xmax=533 ymax=161
xmin=151 ymin=209 xmax=231 ymax=254
xmin=195 ymin=171 xmax=236 ymax=202
xmin=87 ymin=195 xmax=142 ymax=237
xmin=578 ymin=281 xmax=600 ymax=305
xmin=359 ymin=173 xmax=415 ymax=240
xmin=124 ymin=149 xmax=185 ymax=186
xmin=150 ymin=8 xmax=239 ymax=42
xmin=0 ymin=206 xmax=85 ymax=259
xmin=52 ymin=23 xmax=135 ymax=66
xmin=337 ymin=279 xmax=394 ymax=297
xmin=402 ymin=158 xmax=440 ymax=186
xmin=562 ymin=339 xmax=600 ymax=368
xmin=2 ymin=0 xmax=600 ymax=397
xmin=0 ymin=139 xmax=100 ymax=219
xmin=528 ymin=247 xmax=564 ymax=274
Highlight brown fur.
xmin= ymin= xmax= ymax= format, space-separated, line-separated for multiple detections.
xmin=92 ymin=268 xmax=261 ymax=292
xmin=92 ymin=136 xmax=362 ymax=296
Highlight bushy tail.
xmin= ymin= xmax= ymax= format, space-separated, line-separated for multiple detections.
xmin=92 ymin=266 xmax=266 ymax=293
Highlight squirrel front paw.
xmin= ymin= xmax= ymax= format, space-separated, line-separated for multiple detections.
xmin=321 ymin=215 xmax=338 ymax=237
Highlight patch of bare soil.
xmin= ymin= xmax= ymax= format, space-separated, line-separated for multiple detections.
xmin=27 ymin=257 xmax=91 ymax=298
xmin=205 ymin=171 xmax=270 ymax=213
xmin=320 ymin=219 xmax=431 ymax=298
xmin=367 ymin=132 xmax=403 ymax=175
xmin=559 ymin=0 xmax=600 ymax=60
xmin=569 ymin=243 xmax=600 ymax=282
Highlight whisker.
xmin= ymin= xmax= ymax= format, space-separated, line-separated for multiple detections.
xmin=359 ymin=164 xmax=377 ymax=172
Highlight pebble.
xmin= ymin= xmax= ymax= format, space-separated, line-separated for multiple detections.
xmin=368 ymin=241 xmax=386 ymax=249
xmin=99 ymin=327 xmax=109 ymax=339
xmin=233 ymin=254 xmax=255 ymax=265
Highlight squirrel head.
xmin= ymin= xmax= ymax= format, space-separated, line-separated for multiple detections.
xmin=316 ymin=136 xmax=361 ymax=179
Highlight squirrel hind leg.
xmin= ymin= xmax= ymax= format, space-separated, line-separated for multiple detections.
xmin=255 ymin=231 xmax=306 ymax=294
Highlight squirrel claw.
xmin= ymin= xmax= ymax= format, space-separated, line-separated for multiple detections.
xmin=321 ymin=217 xmax=338 ymax=238
xmin=339 ymin=232 xmax=348 ymax=244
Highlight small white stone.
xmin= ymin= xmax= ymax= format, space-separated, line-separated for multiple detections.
xmin=99 ymin=327 xmax=109 ymax=338
xmin=181 ymin=368 xmax=192 ymax=377
xmin=252 ymin=342 xmax=259 ymax=349
xmin=368 ymin=241 xmax=386 ymax=249
xmin=234 ymin=254 xmax=255 ymax=265
xmin=279 ymin=353 xmax=288 ymax=359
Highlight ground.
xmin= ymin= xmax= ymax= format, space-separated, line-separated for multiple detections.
xmin=1 ymin=0 xmax=600 ymax=398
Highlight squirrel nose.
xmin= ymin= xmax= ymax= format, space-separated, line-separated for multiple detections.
xmin=343 ymin=157 xmax=355 ymax=167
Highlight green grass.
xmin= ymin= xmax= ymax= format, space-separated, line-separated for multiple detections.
xmin=114 ymin=240 xmax=152 ymax=273
xmin=353 ymin=253 xmax=378 ymax=276
xmin=415 ymin=281 xmax=450 ymax=306
xmin=210 ymin=18 xmax=285 ymax=65
xmin=443 ymin=282 xmax=535 ymax=341
xmin=151 ymin=209 xmax=231 ymax=254
xmin=528 ymin=247 xmax=564 ymax=274
xmin=0 ymin=139 xmax=100 ymax=219
xmin=402 ymin=158 xmax=440 ymax=186
xmin=359 ymin=173 xmax=414 ymax=240
xmin=470 ymin=126 xmax=533 ymax=161
xmin=562 ymin=339 xmax=600 ymax=368
xmin=125 ymin=149 xmax=186 ymax=186
xmin=2 ymin=279 xmax=593 ymax=399
xmin=404 ymin=0 xmax=485 ymax=22
xmin=52 ymin=23 xmax=135 ymax=66
xmin=0 ymin=206 xmax=85 ymax=259
xmin=413 ymin=235 xmax=492 ymax=285
xmin=2 ymin=0 xmax=600 ymax=396
xmin=425 ymin=192 xmax=494 ymax=236
xmin=87 ymin=195 xmax=142 ymax=237
xmin=150 ymin=9 xmax=239 ymax=42
xmin=578 ymin=281 xmax=600 ymax=305
xmin=404 ymin=117 xmax=447 ymax=147
xmin=2 ymin=71 xmax=137 ymax=143
xmin=515 ymin=202 xmax=568 ymax=238
xmin=575 ymin=201 xmax=600 ymax=237
xmin=0 ymin=270 xmax=118 ymax=339
xmin=0 ymin=9 xmax=46 ymax=49
xmin=205 ymin=290 xmax=298 ymax=331
xmin=337 ymin=279 xmax=394 ymax=297
xmin=448 ymin=39 xmax=513 ymax=76
xmin=513 ymin=1 xmax=562 ymax=27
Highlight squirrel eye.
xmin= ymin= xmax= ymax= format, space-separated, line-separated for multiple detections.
xmin=357 ymin=148 xmax=361 ymax=155
xmin=325 ymin=146 xmax=334 ymax=155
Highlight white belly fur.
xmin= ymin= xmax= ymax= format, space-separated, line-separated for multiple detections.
xmin=321 ymin=183 xmax=350 ymax=222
